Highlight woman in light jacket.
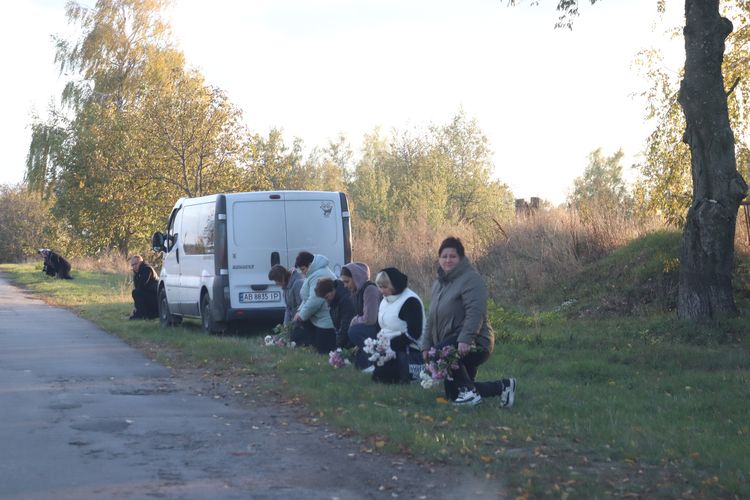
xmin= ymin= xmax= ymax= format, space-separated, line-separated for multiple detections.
xmin=292 ymin=251 xmax=336 ymax=353
xmin=422 ymin=237 xmax=516 ymax=407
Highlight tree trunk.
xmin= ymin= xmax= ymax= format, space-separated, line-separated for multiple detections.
xmin=677 ymin=0 xmax=748 ymax=320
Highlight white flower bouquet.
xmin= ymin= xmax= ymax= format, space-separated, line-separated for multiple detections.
xmin=362 ymin=330 xmax=398 ymax=366
xmin=264 ymin=323 xmax=295 ymax=348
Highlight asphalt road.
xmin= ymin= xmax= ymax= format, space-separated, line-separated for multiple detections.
xmin=0 ymin=275 xmax=506 ymax=499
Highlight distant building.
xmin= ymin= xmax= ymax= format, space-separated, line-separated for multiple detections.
xmin=515 ymin=197 xmax=540 ymax=217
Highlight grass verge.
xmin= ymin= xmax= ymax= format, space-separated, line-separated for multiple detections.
xmin=2 ymin=262 xmax=749 ymax=498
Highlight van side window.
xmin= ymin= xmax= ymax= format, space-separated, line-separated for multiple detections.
xmin=165 ymin=207 xmax=180 ymax=252
xmin=182 ymin=203 xmax=216 ymax=255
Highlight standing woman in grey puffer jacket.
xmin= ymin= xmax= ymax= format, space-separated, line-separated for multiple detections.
xmin=421 ymin=237 xmax=517 ymax=407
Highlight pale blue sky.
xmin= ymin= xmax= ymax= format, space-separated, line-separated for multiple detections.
xmin=2 ymin=0 xmax=684 ymax=203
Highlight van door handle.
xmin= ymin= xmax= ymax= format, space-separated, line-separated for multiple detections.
xmin=271 ymin=252 xmax=280 ymax=267
xmin=176 ymin=248 xmax=180 ymax=264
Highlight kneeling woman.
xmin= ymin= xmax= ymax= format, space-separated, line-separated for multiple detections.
xmin=292 ymin=251 xmax=337 ymax=353
xmin=371 ymin=268 xmax=425 ymax=384
xmin=422 ymin=237 xmax=516 ymax=406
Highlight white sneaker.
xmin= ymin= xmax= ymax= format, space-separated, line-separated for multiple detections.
xmin=453 ymin=388 xmax=482 ymax=406
xmin=501 ymin=378 xmax=517 ymax=408
xmin=361 ymin=365 xmax=375 ymax=374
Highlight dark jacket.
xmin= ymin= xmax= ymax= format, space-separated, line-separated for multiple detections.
xmin=133 ymin=262 xmax=158 ymax=295
xmin=328 ymin=280 xmax=356 ymax=348
xmin=42 ymin=250 xmax=72 ymax=279
xmin=422 ymin=257 xmax=494 ymax=352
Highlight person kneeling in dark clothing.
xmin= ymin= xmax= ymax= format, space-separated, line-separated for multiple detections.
xmin=129 ymin=255 xmax=159 ymax=320
xmin=38 ymin=249 xmax=73 ymax=279
xmin=315 ymin=278 xmax=356 ymax=349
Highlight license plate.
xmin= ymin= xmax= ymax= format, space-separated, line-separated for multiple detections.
xmin=239 ymin=291 xmax=281 ymax=303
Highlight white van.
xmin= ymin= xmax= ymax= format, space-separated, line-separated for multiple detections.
xmin=151 ymin=191 xmax=352 ymax=333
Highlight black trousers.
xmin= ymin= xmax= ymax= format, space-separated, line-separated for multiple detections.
xmin=292 ymin=321 xmax=336 ymax=354
xmin=434 ymin=337 xmax=503 ymax=401
xmin=132 ymin=289 xmax=158 ymax=318
xmin=372 ymin=346 xmax=423 ymax=384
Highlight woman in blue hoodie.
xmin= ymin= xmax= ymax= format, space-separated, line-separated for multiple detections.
xmin=292 ymin=251 xmax=337 ymax=353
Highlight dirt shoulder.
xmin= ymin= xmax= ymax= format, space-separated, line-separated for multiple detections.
xmin=146 ymin=341 xmax=508 ymax=499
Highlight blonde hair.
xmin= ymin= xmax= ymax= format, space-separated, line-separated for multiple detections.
xmin=129 ymin=254 xmax=143 ymax=264
xmin=374 ymin=271 xmax=392 ymax=290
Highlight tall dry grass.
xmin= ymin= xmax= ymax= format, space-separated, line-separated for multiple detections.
xmin=351 ymin=213 xmax=480 ymax=300
xmin=351 ymin=206 xmax=671 ymax=306
xmin=477 ymin=207 xmax=667 ymax=305
xmin=73 ymin=252 xmax=133 ymax=274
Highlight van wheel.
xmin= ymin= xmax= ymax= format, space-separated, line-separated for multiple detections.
xmin=159 ymin=289 xmax=181 ymax=327
xmin=201 ymin=294 xmax=224 ymax=334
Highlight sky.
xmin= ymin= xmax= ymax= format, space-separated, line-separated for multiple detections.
xmin=1 ymin=0 xmax=684 ymax=204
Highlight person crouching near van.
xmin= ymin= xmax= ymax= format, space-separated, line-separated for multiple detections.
xmin=371 ymin=268 xmax=425 ymax=384
xmin=292 ymin=251 xmax=337 ymax=354
xmin=314 ymin=278 xmax=355 ymax=349
xmin=129 ymin=255 xmax=159 ymax=320
xmin=342 ymin=262 xmax=382 ymax=370
xmin=268 ymin=264 xmax=304 ymax=326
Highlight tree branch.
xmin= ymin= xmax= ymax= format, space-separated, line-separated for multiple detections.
xmin=726 ymin=76 xmax=740 ymax=97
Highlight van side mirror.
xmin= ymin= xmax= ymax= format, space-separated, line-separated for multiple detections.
xmin=152 ymin=231 xmax=166 ymax=253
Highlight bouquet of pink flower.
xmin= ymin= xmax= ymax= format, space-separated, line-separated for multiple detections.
xmin=328 ymin=347 xmax=356 ymax=368
xmin=419 ymin=345 xmax=463 ymax=389
xmin=264 ymin=323 xmax=295 ymax=348
xmin=362 ymin=331 xmax=397 ymax=366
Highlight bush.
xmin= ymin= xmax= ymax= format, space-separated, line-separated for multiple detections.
xmin=0 ymin=184 xmax=64 ymax=263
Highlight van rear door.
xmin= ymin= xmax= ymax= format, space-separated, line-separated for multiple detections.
xmin=227 ymin=193 xmax=287 ymax=310
xmin=284 ymin=192 xmax=346 ymax=275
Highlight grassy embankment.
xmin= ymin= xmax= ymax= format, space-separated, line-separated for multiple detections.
xmin=2 ymin=230 xmax=749 ymax=498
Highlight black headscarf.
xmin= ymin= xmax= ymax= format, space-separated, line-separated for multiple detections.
xmin=381 ymin=267 xmax=408 ymax=294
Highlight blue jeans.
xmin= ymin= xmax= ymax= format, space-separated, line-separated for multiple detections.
xmin=347 ymin=323 xmax=379 ymax=369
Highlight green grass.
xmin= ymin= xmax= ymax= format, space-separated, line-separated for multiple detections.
xmin=3 ymin=262 xmax=750 ymax=498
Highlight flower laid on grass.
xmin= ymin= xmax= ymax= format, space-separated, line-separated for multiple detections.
xmin=328 ymin=347 xmax=357 ymax=368
xmin=419 ymin=344 xmax=466 ymax=389
xmin=264 ymin=323 xmax=295 ymax=348
xmin=362 ymin=331 xmax=397 ymax=366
